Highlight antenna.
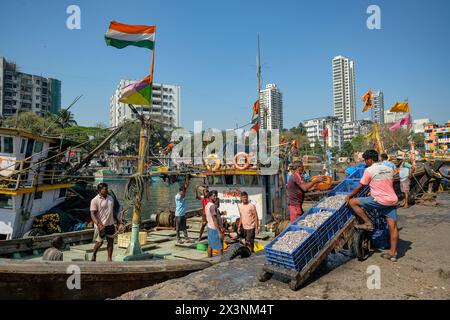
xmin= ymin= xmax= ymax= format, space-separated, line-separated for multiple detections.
xmin=257 ymin=34 xmax=262 ymax=130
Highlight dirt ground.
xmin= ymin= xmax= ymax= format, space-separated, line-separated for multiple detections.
xmin=118 ymin=192 xmax=450 ymax=300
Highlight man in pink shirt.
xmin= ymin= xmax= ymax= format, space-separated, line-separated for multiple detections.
xmin=238 ymin=191 xmax=259 ymax=252
xmin=346 ymin=149 xmax=399 ymax=262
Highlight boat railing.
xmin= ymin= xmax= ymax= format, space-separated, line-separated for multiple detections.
xmin=0 ymin=157 xmax=73 ymax=190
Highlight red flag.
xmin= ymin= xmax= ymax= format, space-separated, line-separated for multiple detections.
xmin=321 ymin=127 xmax=329 ymax=138
xmin=251 ymin=122 xmax=259 ymax=132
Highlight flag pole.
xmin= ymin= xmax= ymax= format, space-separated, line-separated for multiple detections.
xmin=125 ymin=30 xmax=156 ymax=259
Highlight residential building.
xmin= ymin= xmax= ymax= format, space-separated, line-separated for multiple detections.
xmin=372 ymin=90 xmax=384 ymax=123
xmin=424 ymin=121 xmax=450 ymax=157
xmin=412 ymin=118 xmax=431 ymax=134
xmin=259 ymin=83 xmax=283 ymax=130
xmin=0 ymin=56 xmax=61 ymax=118
xmin=332 ymin=55 xmax=356 ymax=123
xmin=342 ymin=120 xmax=373 ymax=142
xmin=303 ymin=116 xmax=343 ymax=150
xmin=110 ymin=80 xmax=180 ymax=131
xmin=384 ymin=110 xmax=407 ymax=124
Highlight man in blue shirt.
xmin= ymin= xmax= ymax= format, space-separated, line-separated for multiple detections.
xmin=381 ymin=153 xmax=396 ymax=171
xmin=175 ymin=176 xmax=191 ymax=244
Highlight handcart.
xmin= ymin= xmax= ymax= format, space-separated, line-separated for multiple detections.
xmin=260 ymin=165 xmax=389 ymax=290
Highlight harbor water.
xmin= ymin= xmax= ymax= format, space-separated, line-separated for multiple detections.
xmin=106 ymin=178 xmax=202 ymax=221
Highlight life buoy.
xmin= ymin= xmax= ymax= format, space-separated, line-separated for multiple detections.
xmin=233 ymin=152 xmax=251 ymax=170
xmin=205 ymin=153 xmax=221 ymax=171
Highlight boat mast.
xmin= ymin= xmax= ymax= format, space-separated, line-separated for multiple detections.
xmin=257 ymin=34 xmax=261 ymax=131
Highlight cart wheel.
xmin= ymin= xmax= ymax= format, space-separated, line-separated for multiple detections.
xmin=352 ymin=229 xmax=370 ymax=261
xmin=289 ymin=279 xmax=301 ymax=291
xmin=258 ymin=271 xmax=273 ymax=282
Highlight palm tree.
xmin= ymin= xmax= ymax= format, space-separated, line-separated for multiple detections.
xmin=47 ymin=108 xmax=77 ymax=128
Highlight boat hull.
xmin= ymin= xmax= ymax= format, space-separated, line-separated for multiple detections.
xmin=0 ymin=259 xmax=211 ymax=299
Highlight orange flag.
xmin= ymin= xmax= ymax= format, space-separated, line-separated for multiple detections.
xmin=252 ymin=100 xmax=260 ymax=116
xmin=361 ymin=89 xmax=373 ymax=112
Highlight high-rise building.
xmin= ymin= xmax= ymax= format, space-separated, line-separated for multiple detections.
xmin=303 ymin=116 xmax=343 ymax=150
xmin=259 ymin=84 xmax=283 ymax=130
xmin=332 ymin=55 xmax=356 ymax=123
xmin=372 ymin=90 xmax=384 ymax=123
xmin=0 ymin=57 xmax=61 ymax=118
xmin=110 ymin=80 xmax=180 ymax=131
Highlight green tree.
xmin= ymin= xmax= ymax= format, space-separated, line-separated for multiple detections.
xmin=47 ymin=108 xmax=77 ymax=129
xmin=3 ymin=112 xmax=61 ymax=135
xmin=351 ymin=134 xmax=368 ymax=153
xmin=413 ymin=132 xmax=425 ymax=149
xmin=330 ymin=146 xmax=340 ymax=157
xmin=62 ymin=125 xmax=110 ymax=151
xmin=290 ymin=123 xmax=307 ymax=136
xmin=341 ymin=141 xmax=354 ymax=157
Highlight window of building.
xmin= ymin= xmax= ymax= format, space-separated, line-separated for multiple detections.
xmin=36 ymin=104 xmax=40 ymax=109
xmin=34 ymin=191 xmax=43 ymax=200
xmin=1 ymin=137 xmax=14 ymax=154
xmin=34 ymin=141 xmax=43 ymax=153
xmin=59 ymin=188 xmax=67 ymax=198
xmin=0 ymin=194 xmax=13 ymax=209
xmin=20 ymin=139 xmax=26 ymax=154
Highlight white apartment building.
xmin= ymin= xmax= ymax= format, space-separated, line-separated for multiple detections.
xmin=304 ymin=116 xmax=343 ymax=150
xmin=342 ymin=120 xmax=373 ymax=142
xmin=332 ymin=56 xmax=356 ymax=123
xmin=110 ymin=80 xmax=180 ymax=131
xmin=412 ymin=118 xmax=431 ymax=133
xmin=0 ymin=57 xmax=61 ymax=118
xmin=259 ymin=84 xmax=283 ymax=130
xmin=372 ymin=90 xmax=384 ymax=123
xmin=384 ymin=110 xmax=406 ymax=124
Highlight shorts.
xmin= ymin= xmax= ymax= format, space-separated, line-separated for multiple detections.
xmin=207 ymin=227 xmax=223 ymax=250
xmin=356 ymin=196 xmax=398 ymax=221
xmin=288 ymin=205 xmax=304 ymax=222
xmin=93 ymin=224 xmax=116 ymax=242
xmin=243 ymin=228 xmax=256 ymax=247
xmin=400 ymin=179 xmax=410 ymax=193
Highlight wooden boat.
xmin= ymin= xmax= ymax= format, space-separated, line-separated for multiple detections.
xmin=0 ymin=258 xmax=211 ymax=299
xmin=0 ymin=207 xmax=202 ymax=258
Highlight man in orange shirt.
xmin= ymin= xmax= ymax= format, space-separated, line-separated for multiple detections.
xmin=238 ymin=191 xmax=259 ymax=252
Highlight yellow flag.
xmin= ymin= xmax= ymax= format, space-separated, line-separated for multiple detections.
xmin=390 ymin=101 xmax=410 ymax=113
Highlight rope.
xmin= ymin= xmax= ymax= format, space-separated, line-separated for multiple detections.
xmin=124 ymin=173 xmax=145 ymax=206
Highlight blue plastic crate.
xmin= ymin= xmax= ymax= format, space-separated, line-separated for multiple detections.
xmin=329 ymin=179 xmax=360 ymax=195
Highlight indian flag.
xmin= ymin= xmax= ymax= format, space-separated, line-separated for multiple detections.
xmin=105 ymin=21 xmax=155 ymax=50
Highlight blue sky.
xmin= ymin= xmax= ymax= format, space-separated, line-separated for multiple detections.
xmin=1 ymin=0 xmax=449 ymax=130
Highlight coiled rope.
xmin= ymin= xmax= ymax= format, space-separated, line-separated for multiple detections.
xmin=124 ymin=174 xmax=145 ymax=206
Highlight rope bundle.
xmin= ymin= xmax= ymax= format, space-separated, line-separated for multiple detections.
xmin=124 ymin=174 xmax=145 ymax=206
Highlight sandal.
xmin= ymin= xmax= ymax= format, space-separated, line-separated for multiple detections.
xmin=381 ymin=252 xmax=397 ymax=262
xmin=354 ymin=222 xmax=374 ymax=232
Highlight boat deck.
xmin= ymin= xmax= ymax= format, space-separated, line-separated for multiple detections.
xmin=21 ymin=216 xmax=274 ymax=263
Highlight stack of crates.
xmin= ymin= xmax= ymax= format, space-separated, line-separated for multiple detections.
xmin=265 ymin=166 xmax=370 ymax=271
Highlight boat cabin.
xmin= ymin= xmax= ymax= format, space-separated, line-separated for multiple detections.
xmin=0 ymin=128 xmax=73 ymax=239
xmin=204 ymin=169 xmax=285 ymax=228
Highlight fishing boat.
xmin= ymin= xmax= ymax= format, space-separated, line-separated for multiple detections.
xmin=0 ymin=128 xmax=76 ymax=240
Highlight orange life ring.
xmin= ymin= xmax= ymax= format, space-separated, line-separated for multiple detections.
xmin=205 ymin=153 xmax=221 ymax=171
xmin=233 ymin=152 xmax=251 ymax=170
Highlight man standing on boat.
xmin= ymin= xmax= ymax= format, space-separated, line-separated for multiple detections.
xmin=90 ymin=183 xmax=119 ymax=261
xmin=345 ymin=149 xmax=399 ymax=262
xmin=175 ymin=175 xmax=191 ymax=244
xmin=286 ymin=161 xmax=326 ymax=222
xmin=196 ymin=184 xmax=209 ymax=242
xmin=205 ymin=190 xmax=224 ymax=257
